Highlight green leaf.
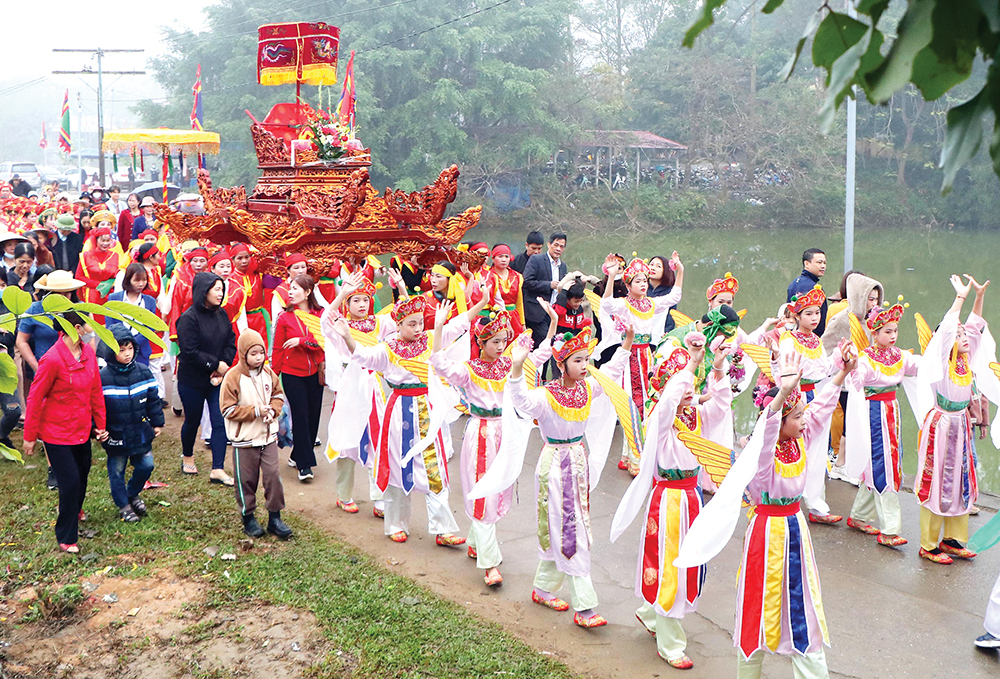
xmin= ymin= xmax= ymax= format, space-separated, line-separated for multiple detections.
xmin=0 ymin=313 xmax=14 ymax=334
xmin=761 ymin=0 xmax=784 ymax=13
xmin=778 ymin=8 xmax=825 ymax=81
xmin=31 ymin=315 xmax=53 ymax=328
xmin=71 ymin=302 xmax=128 ymax=323
xmin=864 ymin=0 xmax=935 ymax=103
xmin=103 ymin=301 xmax=168 ymax=332
xmin=910 ymin=0 xmax=981 ymax=101
xmin=939 ymin=89 xmax=987 ymax=193
xmin=126 ymin=320 xmax=168 ymax=351
xmin=812 ymin=11 xmax=869 ymax=84
xmin=683 ymin=0 xmax=727 ymax=48
xmin=977 ymin=0 xmax=1000 ymax=32
xmin=52 ymin=314 xmax=79 ymax=343
xmin=0 ymin=352 xmax=17 ymax=394
xmin=2 ymin=287 xmax=32 ymax=315
xmin=818 ymin=26 xmax=885 ymax=132
xmin=0 ymin=440 xmax=23 ymax=464
xmin=81 ymin=314 xmax=120 ymax=354
xmin=856 ymin=0 xmax=891 ymax=25
xmin=41 ymin=294 xmax=73 ymax=314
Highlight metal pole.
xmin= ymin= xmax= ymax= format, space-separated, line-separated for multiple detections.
xmin=844 ymin=0 xmax=857 ymax=271
xmin=97 ymin=49 xmax=105 ymax=187
xmin=636 ymin=148 xmax=640 ymax=187
xmin=608 ymin=145 xmax=612 ymax=187
xmin=77 ymin=92 xmax=83 ymax=192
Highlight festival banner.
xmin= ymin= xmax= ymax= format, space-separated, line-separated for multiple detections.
xmin=39 ymin=121 xmax=48 ymax=149
xmin=335 ymin=50 xmax=356 ymax=133
xmin=257 ymin=22 xmax=339 ymax=87
xmin=59 ymin=90 xmax=71 ymax=153
xmin=191 ymin=64 xmax=204 ymax=131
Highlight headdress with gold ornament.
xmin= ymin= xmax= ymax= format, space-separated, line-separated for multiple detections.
xmin=391 ymin=295 xmax=426 ymax=323
xmin=707 ymin=272 xmax=739 ymax=301
xmin=790 ymin=284 xmax=825 ymax=314
xmin=341 ymin=277 xmax=381 ymax=318
xmin=622 ymin=253 xmax=650 ymax=284
xmin=648 ymin=341 xmax=691 ymax=398
xmin=91 ymin=209 xmax=116 ymax=227
xmin=759 ymin=384 xmax=803 ymax=416
xmin=473 ymin=307 xmax=513 ymax=343
xmin=866 ymin=295 xmax=908 ymax=332
xmin=552 ymin=327 xmax=594 ymax=363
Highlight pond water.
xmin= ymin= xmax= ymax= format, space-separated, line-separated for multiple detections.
xmin=461 ymin=223 xmax=1000 ymax=496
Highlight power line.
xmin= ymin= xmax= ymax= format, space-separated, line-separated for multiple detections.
xmin=360 ymin=0 xmax=517 ymax=52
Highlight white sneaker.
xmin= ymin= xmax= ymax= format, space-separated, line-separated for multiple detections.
xmin=288 ymin=457 xmax=296 ymax=468
xmin=298 ymin=468 xmax=314 ymax=482
xmin=830 ymin=464 xmax=861 ymax=486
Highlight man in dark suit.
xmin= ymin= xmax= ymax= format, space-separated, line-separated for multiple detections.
xmin=511 ymin=230 xmax=544 ymax=274
xmin=787 ymin=247 xmax=829 ymax=335
xmin=523 ymin=232 xmax=568 ymax=350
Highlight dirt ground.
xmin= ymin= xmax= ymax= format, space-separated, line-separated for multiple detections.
xmin=1 ymin=568 xmax=331 ymax=679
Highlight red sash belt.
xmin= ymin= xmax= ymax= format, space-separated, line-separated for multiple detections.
xmin=657 ymin=476 xmax=699 ymax=490
xmin=866 ymin=391 xmax=897 ymax=402
xmin=799 ymin=383 xmax=815 ymax=392
xmin=392 ymin=387 xmax=428 ymax=396
xmin=755 ymin=501 xmax=800 ymax=517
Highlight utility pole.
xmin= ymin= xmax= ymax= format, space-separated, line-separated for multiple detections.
xmin=844 ymin=0 xmax=857 ymax=271
xmin=52 ymin=48 xmax=144 ymax=187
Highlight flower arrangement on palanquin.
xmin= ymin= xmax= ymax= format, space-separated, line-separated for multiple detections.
xmin=155 ymin=102 xmax=482 ymax=278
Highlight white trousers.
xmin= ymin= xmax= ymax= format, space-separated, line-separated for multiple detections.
xmin=738 ymin=649 xmax=830 ymax=679
xmin=334 ymin=457 xmax=383 ymax=509
xmin=986 ymin=568 xmax=1000 ymax=637
xmin=533 ymin=559 xmax=598 ymax=612
xmin=850 ymin=486 xmax=902 ymax=535
xmin=636 ymin=602 xmax=687 ymax=661
xmin=467 ymin=520 xmax=502 ymax=570
xmin=149 ymin=356 xmax=165 ymax=399
xmin=383 ymin=484 xmax=459 ymax=536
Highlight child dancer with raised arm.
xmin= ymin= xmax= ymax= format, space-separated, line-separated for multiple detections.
xmin=915 ymin=274 xmax=991 ymax=564
xmin=321 ymin=270 xmax=405 ymax=516
xmin=331 ymin=288 xmax=487 ymax=544
xmin=430 ymin=298 xmax=557 ymax=586
xmin=599 ymin=253 xmax=683 ymax=475
xmin=843 ymin=297 xmax=919 ymax=547
xmin=609 ymin=333 xmax=732 ymax=670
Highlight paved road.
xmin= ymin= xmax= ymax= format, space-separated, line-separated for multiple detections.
xmin=280 ymin=391 xmax=1000 ymax=679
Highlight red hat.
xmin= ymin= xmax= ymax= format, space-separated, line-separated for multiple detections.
xmin=341 ymin=278 xmax=380 ymax=317
xmin=552 ymin=327 xmax=594 ymax=363
xmin=649 ymin=343 xmax=691 ymax=396
xmin=791 ymin=284 xmax=825 ymax=314
xmin=473 ymin=309 xmax=513 ymax=343
xmin=186 ymin=246 xmax=209 ymax=261
xmin=707 ymin=272 xmax=739 ymax=301
xmin=391 ymin=295 xmax=426 ymax=323
xmin=867 ymin=296 xmax=908 ymax=332
xmin=284 ymin=253 xmax=308 ymax=269
xmin=138 ymin=228 xmax=158 ymax=240
xmin=91 ymin=225 xmax=113 ymax=239
xmin=229 ymin=243 xmax=250 ymax=257
xmin=491 ymin=244 xmax=511 ymax=257
xmin=622 ymin=255 xmax=650 ymax=284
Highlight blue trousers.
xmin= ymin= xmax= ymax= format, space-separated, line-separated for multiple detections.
xmin=106 ymin=450 xmax=154 ymax=508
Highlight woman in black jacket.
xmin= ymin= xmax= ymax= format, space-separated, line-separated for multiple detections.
xmin=175 ymin=272 xmax=236 ymax=485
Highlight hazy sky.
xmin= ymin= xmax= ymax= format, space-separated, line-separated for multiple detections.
xmin=0 ymin=0 xmax=211 ymax=160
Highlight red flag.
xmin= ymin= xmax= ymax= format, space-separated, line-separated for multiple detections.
xmin=335 ymin=50 xmax=355 ymax=133
xmin=39 ymin=122 xmax=48 ymax=149
xmin=58 ymin=90 xmax=71 ymax=153
xmin=190 ymin=64 xmax=204 ymax=131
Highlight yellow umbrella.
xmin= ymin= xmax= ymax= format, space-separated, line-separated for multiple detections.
xmin=102 ymin=128 xmax=221 ymax=202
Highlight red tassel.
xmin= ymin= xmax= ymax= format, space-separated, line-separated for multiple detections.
xmin=140 ymin=149 xmax=145 ymax=172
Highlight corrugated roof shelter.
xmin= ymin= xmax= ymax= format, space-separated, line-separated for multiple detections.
xmin=577 ymin=130 xmax=687 ymax=150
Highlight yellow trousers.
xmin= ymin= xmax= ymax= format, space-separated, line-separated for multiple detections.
xmin=919 ymin=506 xmax=969 ymax=551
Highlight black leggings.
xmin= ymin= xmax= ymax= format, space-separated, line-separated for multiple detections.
xmin=46 ymin=441 xmax=92 ymax=545
xmin=282 ymin=372 xmax=322 ymax=470
xmin=178 ymin=381 xmax=227 ymax=469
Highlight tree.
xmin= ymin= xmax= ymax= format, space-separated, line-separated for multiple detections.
xmin=684 ymin=0 xmax=1000 ymax=192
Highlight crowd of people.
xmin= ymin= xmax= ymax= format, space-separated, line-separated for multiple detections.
xmin=2 ymin=183 xmax=999 ymax=676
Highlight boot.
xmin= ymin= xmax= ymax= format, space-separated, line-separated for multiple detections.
xmin=242 ymin=513 xmax=265 ymax=538
xmin=267 ymin=511 xmax=292 ymax=540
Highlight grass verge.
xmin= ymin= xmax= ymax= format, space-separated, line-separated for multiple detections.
xmin=0 ymin=430 xmax=576 ymax=679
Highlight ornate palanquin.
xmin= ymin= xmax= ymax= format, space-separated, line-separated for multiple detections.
xmin=155 ymin=108 xmax=482 ymax=277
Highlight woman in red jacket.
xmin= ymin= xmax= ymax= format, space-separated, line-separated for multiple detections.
xmin=23 ymin=311 xmax=107 ymax=554
xmin=272 ymin=274 xmax=325 ymax=482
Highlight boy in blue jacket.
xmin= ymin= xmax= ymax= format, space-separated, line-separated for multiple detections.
xmin=101 ymin=325 xmax=165 ymax=522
